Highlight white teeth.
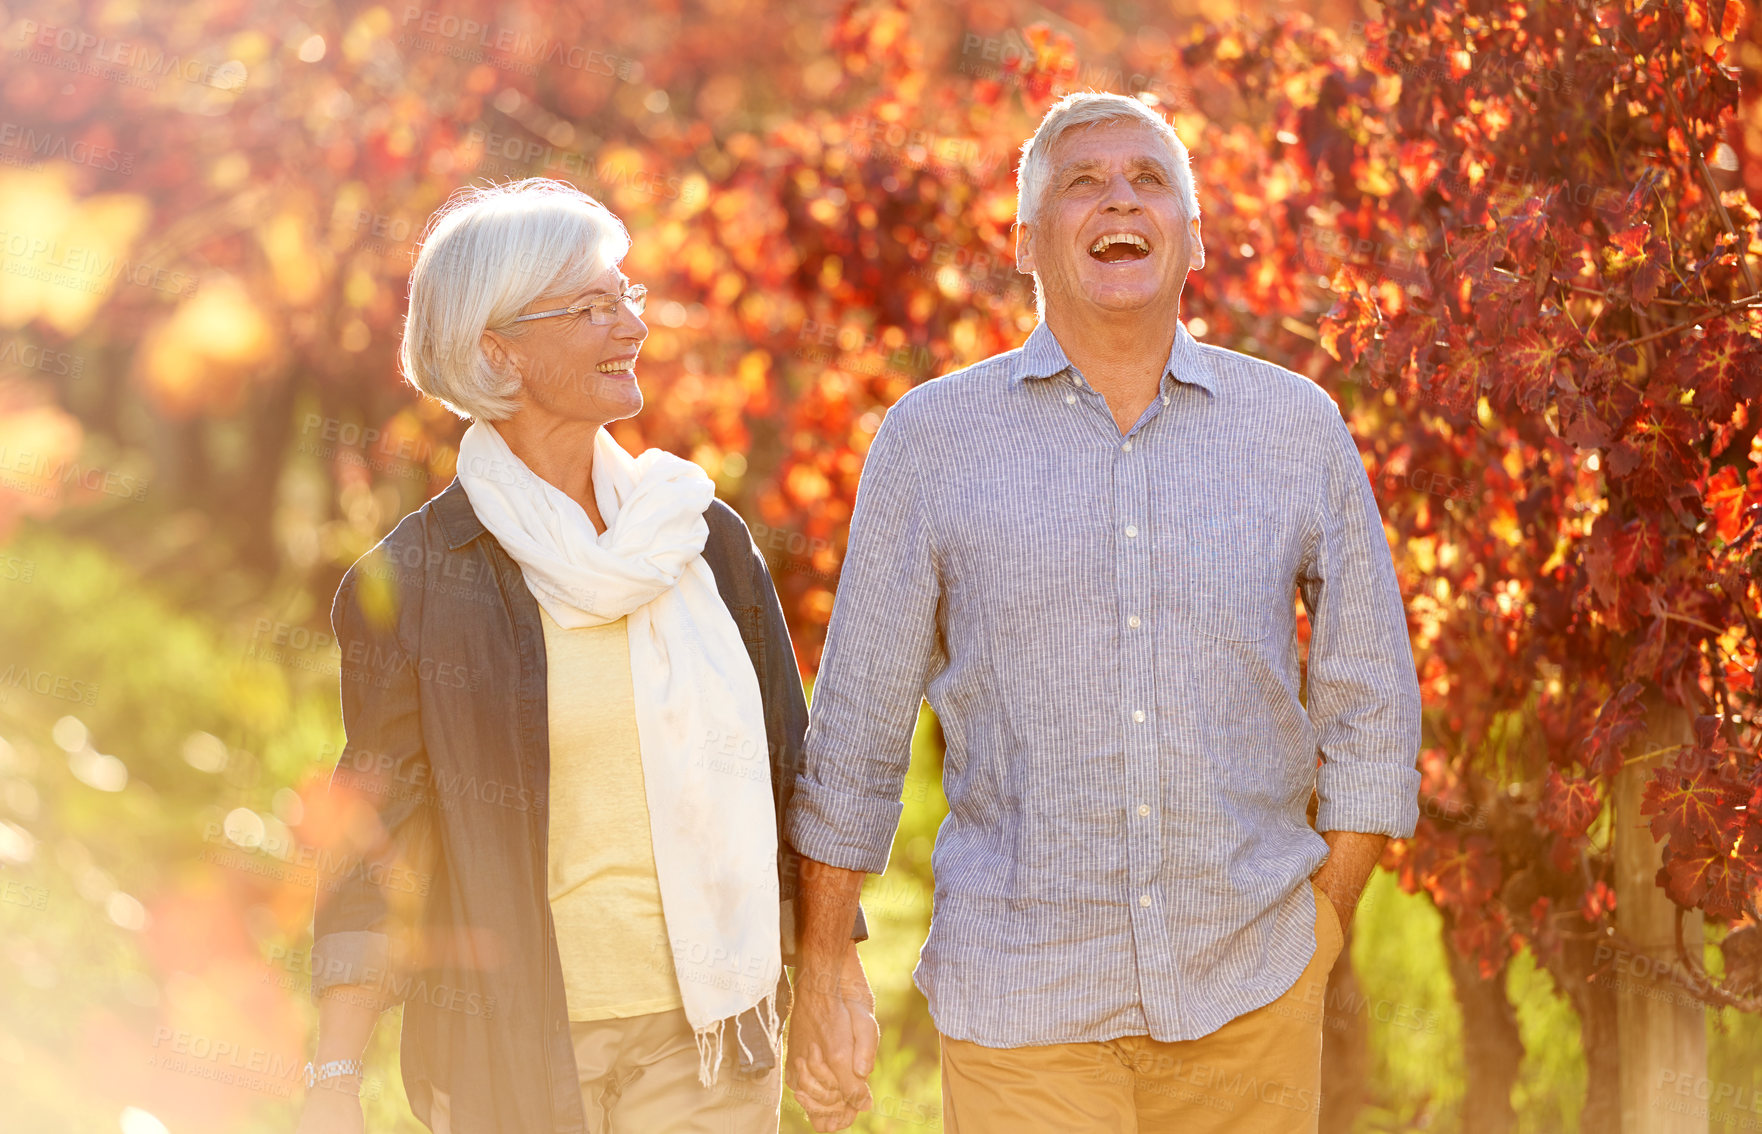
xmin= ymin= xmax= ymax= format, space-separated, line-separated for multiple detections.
xmin=1090 ymin=233 xmax=1151 ymax=254
xmin=596 ymin=359 xmax=635 ymax=373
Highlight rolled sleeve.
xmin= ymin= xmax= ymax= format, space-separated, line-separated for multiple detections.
xmin=1300 ymin=409 xmax=1423 ymax=838
xmin=310 ymin=564 xmax=439 ymax=1004
xmin=309 ymin=929 xmax=391 ymax=999
xmin=786 ymin=398 xmax=941 ymax=876
xmin=787 ymin=780 xmax=907 ymax=876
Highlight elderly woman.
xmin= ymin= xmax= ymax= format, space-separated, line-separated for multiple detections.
xmin=294 ymin=178 xmax=874 ymax=1134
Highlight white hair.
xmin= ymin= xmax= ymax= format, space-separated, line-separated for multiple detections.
xmin=399 ymin=178 xmax=631 ymax=421
xmin=1015 ymin=91 xmax=1199 ymax=227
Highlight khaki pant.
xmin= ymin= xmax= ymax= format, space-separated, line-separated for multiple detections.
xmin=429 ymin=1007 xmax=781 ymax=1133
xmin=940 ymin=879 xmax=1346 ymax=1134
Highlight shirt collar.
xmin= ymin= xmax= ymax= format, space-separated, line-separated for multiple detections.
xmin=1010 ymin=318 xmax=1219 ymax=396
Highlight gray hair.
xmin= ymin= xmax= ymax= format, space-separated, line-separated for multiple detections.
xmin=399 ymin=178 xmax=631 ymax=421
xmin=1015 ymin=92 xmax=1199 ymax=228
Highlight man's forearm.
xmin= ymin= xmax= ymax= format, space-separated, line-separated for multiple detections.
xmin=797 ymin=857 xmax=867 ymax=1000
xmin=1311 ymin=829 xmax=1387 ymax=930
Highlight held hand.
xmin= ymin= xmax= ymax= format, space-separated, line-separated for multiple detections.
xmin=786 ymin=961 xmax=872 ymax=1132
xmin=786 ymin=982 xmax=860 ymax=1131
xmin=793 ymin=1076 xmax=859 ymax=1132
xmin=789 ymin=859 xmax=875 ymax=1131
xmin=845 ymin=995 xmax=879 ymax=1089
xmin=294 ymin=1079 xmax=364 ymax=1134
xmin=842 ymin=944 xmax=879 ymax=1090
xmin=822 ymin=997 xmax=879 ymax=1130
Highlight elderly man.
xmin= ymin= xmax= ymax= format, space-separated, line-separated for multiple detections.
xmin=782 ymin=92 xmax=1421 ymax=1133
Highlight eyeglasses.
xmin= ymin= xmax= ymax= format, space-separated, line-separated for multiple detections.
xmin=507 ymin=283 xmax=647 ymax=326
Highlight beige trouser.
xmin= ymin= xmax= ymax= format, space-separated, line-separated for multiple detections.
xmin=429 ymin=1007 xmax=781 ymax=1133
xmin=940 ymin=879 xmax=1346 ymax=1134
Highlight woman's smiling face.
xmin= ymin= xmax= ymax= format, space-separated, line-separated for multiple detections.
xmin=485 ymin=260 xmax=649 ymax=426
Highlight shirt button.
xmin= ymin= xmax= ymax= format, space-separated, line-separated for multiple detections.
xmin=1132 ymin=709 xmax=1146 ymax=723
xmin=1139 ymin=894 xmax=1152 ymax=907
xmin=1065 ymin=394 xmax=1076 ymax=404
xmin=1127 ymin=614 xmax=1141 ymax=628
xmin=1124 ymin=525 xmax=1138 ymax=538
xmin=1162 ymin=394 xmax=1170 ymax=404
xmin=1121 ymin=440 xmax=1133 ymax=452
xmin=1137 ymin=804 xmax=1150 ymax=817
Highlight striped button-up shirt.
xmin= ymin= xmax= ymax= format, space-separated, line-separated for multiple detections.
xmin=786 ymin=318 xmax=1422 ymax=1047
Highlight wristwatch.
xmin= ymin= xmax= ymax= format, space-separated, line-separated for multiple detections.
xmin=305 ymin=1058 xmax=365 ymax=1090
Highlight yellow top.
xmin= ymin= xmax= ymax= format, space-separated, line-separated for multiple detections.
xmin=540 ymin=606 xmax=683 ymax=1021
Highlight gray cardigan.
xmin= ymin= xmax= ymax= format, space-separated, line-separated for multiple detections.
xmin=309 ymin=478 xmax=865 ymax=1133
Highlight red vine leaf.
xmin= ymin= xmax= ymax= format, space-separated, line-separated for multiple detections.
xmin=1497 ymin=319 xmax=1571 ymax=412
xmin=1611 ymin=513 xmax=1668 ymax=575
xmin=1607 ymin=402 xmax=1703 ymax=501
xmin=1657 ymin=850 xmax=1724 ymax=908
xmin=1542 ymin=767 xmax=1602 ymax=838
xmin=1664 ymin=317 xmax=1762 ymax=420
xmin=1703 ymin=465 xmax=1751 ymax=542
xmin=1611 ymin=223 xmax=1651 ymax=257
xmin=1562 ymin=352 xmax=1644 ymax=449
xmin=1629 ymin=239 xmax=1669 ymax=305
xmin=1640 ymin=760 xmax=1735 ymax=845
xmin=1579 ymin=682 xmax=1647 ymax=776
xmin=1719 ymin=0 xmax=1744 ymax=40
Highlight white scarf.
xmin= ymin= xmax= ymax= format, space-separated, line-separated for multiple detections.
xmin=455 ymin=419 xmax=781 ymax=1087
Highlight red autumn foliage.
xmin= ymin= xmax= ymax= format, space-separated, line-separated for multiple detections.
xmin=0 ymin=0 xmax=1754 ymax=1090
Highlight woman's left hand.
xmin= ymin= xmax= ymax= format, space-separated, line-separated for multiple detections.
xmin=787 ymin=941 xmax=878 ymax=1131
xmin=841 ymin=942 xmax=878 ymax=1091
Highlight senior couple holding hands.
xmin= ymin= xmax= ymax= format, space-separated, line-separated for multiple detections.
xmin=296 ymin=91 xmax=1420 ymax=1134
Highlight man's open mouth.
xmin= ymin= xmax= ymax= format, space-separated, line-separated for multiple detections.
xmin=1089 ymin=233 xmax=1152 ymax=263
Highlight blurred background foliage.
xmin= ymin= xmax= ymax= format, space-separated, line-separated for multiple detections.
xmin=1 ymin=0 xmax=1759 ymax=1130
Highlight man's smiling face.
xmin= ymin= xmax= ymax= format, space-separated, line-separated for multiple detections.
xmin=1016 ymin=118 xmax=1203 ymax=322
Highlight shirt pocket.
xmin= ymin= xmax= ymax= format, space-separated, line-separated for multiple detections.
xmin=1188 ymin=503 xmax=1287 ymax=642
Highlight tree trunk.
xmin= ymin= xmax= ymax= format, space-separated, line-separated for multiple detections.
xmin=1565 ymin=928 xmax=1623 ymax=1134
xmin=1612 ymin=697 xmax=1706 ymax=1133
xmin=1536 ymin=908 xmax=1622 ymax=1132
xmin=231 ymin=369 xmax=298 ymax=573
xmin=1445 ymin=944 xmax=1521 ymax=1134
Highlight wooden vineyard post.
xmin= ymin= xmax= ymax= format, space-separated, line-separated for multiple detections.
xmin=1613 ymin=696 xmax=1706 ymax=1133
